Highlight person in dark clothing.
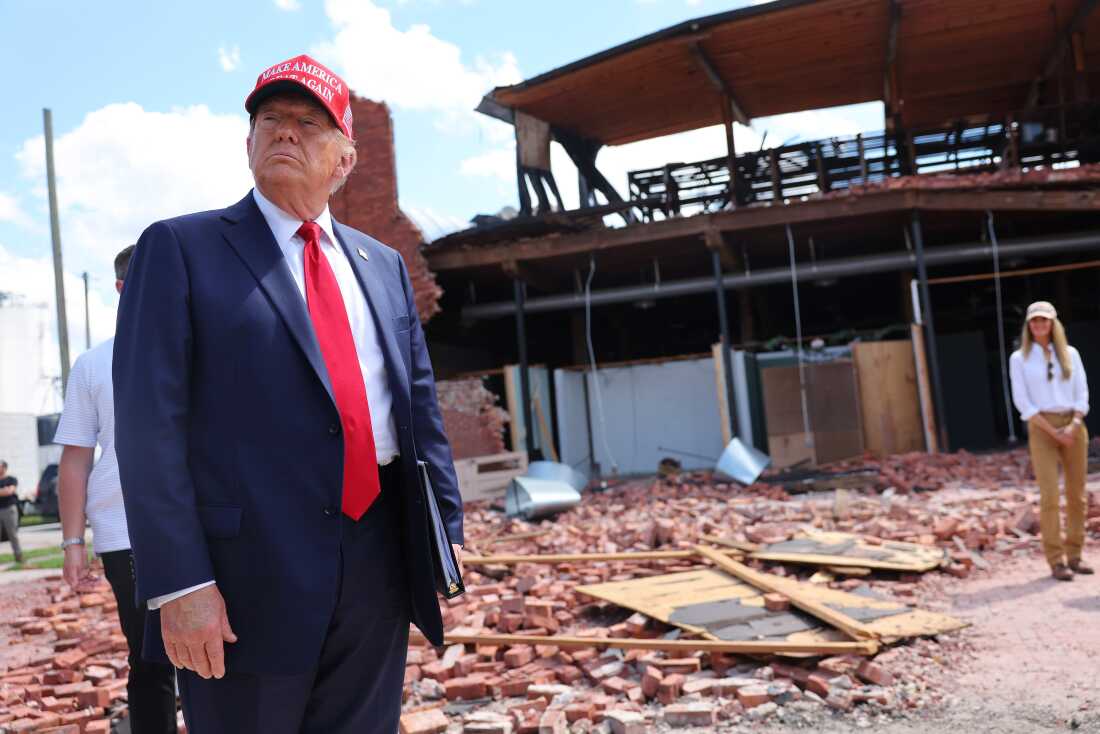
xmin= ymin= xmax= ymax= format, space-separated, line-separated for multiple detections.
xmin=0 ymin=461 xmax=22 ymax=563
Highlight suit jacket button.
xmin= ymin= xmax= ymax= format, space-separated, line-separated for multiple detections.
xmin=323 ymin=507 xmax=336 ymax=516
xmin=329 ymin=423 xmax=341 ymax=435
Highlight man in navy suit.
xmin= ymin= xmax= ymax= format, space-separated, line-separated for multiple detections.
xmin=113 ymin=54 xmax=463 ymax=733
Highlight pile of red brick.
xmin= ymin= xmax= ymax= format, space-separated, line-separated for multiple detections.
xmin=827 ymin=447 xmax=1034 ymax=493
xmin=0 ymin=577 xmax=150 ymax=734
xmin=394 ymin=459 xmax=1100 ymax=732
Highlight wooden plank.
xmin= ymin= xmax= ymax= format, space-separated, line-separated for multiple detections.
xmin=767 ymin=432 xmax=815 ymax=470
xmin=910 ymin=324 xmax=940 ymax=453
xmin=464 ymin=549 xmax=740 ymax=565
xmin=711 ymin=343 xmax=733 ymax=447
xmin=577 ymin=567 xmax=964 ymax=646
xmin=852 ymin=341 xmax=925 ymax=456
xmin=412 ymin=630 xmax=880 ymax=656
xmin=694 ymin=545 xmax=877 ymax=641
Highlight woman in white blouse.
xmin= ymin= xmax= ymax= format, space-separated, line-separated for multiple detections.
xmin=1009 ymin=301 xmax=1091 ymax=581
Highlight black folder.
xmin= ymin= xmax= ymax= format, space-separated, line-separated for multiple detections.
xmin=416 ymin=460 xmax=465 ymax=599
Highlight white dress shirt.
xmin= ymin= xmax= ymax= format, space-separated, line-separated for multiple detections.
xmin=148 ymin=187 xmax=400 ymax=610
xmin=1009 ymin=342 xmax=1090 ymax=422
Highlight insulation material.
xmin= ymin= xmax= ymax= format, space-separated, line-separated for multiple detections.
xmin=554 ymin=357 xmax=725 ymax=477
xmin=749 ymin=530 xmax=948 ymax=573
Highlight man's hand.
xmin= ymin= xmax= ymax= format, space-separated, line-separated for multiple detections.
xmin=160 ymin=585 xmax=237 ymax=679
xmin=453 ymin=543 xmax=464 ymax=579
xmin=62 ymin=546 xmax=99 ymax=592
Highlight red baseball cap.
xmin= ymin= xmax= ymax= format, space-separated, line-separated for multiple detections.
xmin=245 ymin=54 xmax=354 ymax=140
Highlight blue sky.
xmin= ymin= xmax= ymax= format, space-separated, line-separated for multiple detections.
xmin=0 ymin=0 xmax=882 ymax=366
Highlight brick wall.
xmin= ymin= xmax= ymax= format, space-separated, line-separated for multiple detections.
xmin=329 ymin=95 xmax=442 ymax=322
xmin=436 ymin=378 xmax=509 ymax=460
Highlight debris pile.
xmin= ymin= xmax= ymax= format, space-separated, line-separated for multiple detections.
xmin=395 ymin=453 xmax=1100 ymax=732
xmin=0 ymin=572 xmax=164 ymax=733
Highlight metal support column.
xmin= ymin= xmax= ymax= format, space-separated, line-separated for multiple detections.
xmin=712 ymin=250 xmax=738 ymax=441
xmin=513 ymin=278 xmax=536 ymax=456
xmin=910 ymin=211 xmax=950 ymax=451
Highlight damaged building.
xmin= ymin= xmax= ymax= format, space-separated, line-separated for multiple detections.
xmin=413 ymin=0 xmax=1100 ymax=482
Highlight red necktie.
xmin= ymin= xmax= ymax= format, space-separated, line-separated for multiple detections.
xmin=298 ymin=222 xmax=380 ymax=520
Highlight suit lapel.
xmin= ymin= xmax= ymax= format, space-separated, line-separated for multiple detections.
xmin=220 ymin=193 xmax=336 ymax=406
xmin=332 ymin=222 xmax=411 ymax=398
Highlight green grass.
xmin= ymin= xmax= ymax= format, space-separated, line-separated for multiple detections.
xmin=19 ymin=514 xmax=54 ymax=528
xmin=1 ymin=548 xmax=95 ymax=571
xmin=0 ymin=546 xmax=60 ymax=564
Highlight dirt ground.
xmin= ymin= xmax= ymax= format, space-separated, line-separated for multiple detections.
xmin=730 ymin=554 xmax=1100 ymax=733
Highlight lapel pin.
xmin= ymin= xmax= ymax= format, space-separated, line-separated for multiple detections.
xmin=357 ymin=247 xmax=369 ymax=261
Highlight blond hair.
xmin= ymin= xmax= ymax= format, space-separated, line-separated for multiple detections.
xmin=1020 ymin=317 xmax=1072 ymax=380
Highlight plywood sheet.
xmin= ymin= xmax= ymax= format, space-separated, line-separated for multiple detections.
xmin=750 ymin=530 xmax=947 ymax=572
xmin=761 ymin=361 xmax=864 ymax=468
xmin=852 ymin=340 xmax=924 ymax=456
xmin=577 ymin=568 xmax=966 ymax=645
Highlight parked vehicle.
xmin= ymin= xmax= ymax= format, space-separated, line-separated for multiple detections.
xmin=26 ymin=463 xmax=59 ymax=518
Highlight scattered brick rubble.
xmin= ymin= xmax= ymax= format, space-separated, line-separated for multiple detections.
xmin=399 ymin=446 xmax=1100 ymax=733
xmin=3 ymin=448 xmax=1098 ymax=732
xmin=0 ymin=567 xmax=184 ymax=733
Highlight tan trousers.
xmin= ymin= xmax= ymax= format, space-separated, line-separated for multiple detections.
xmin=1028 ymin=412 xmax=1089 ymax=567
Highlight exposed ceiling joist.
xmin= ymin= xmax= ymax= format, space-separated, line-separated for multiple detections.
xmin=703 ymin=226 xmax=740 ymax=270
xmin=689 ymin=42 xmax=750 ymax=126
xmin=884 ymin=0 xmax=901 ymax=117
xmin=502 ymin=259 xmax=556 ymax=293
xmin=1024 ymin=0 xmax=1100 ymax=108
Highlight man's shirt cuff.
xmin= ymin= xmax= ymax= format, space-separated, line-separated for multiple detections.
xmin=147 ymin=580 xmax=215 ymax=610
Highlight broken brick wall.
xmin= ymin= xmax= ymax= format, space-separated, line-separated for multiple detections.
xmin=329 ymin=95 xmax=443 ymax=322
xmin=436 ymin=378 xmax=509 ymax=460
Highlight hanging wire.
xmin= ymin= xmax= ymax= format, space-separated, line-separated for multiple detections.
xmin=986 ymin=210 xmax=1018 ymax=443
xmin=785 ymin=225 xmax=814 ymax=448
xmin=585 ymin=256 xmax=619 ymax=474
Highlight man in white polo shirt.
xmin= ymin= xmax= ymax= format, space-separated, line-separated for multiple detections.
xmin=55 ymin=245 xmax=176 ymax=734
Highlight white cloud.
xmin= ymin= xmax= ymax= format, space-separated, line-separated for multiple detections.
xmin=0 ymin=192 xmax=33 ymax=229
xmin=218 ymin=45 xmax=241 ymax=72
xmin=314 ymin=0 xmax=521 ymax=115
xmin=274 ymin=0 xmax=302 ymax=10
xmin=16 ymin=102 xmax=253 ymax=272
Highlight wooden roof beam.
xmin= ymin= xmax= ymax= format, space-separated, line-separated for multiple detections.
xmin=884 ymin=0 xmax=901 ymax=126
xmin=704 ymin=225 xmax=739 ymax=271
xmin=502 ymin=259 xmax=556 ymax=293
xmin=689 ymin=42 xmax=750 ymax=126
xmin=1024 ymin=0 xmax=1100 ymax=108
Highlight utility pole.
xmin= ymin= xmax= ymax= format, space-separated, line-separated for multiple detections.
xmin=82 ymin=271 xmax=91 ymax=350
xmin=44 ymin=108 xmax=71 ymax=395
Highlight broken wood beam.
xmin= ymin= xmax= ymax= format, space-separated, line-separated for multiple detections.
xmin=700 ymin=535 xmax=759 ymax=553
xmin=483 ymin=529 xmax=551 ymax=546
xmin=688 ymin=42 xmax=749 ymax=126
xmin=411 ymin=630 xmax=880 ymax=656
xmin=693 ymin=545 xmax=878 ymax=642
xmin=463 ymin=549 xmax=741 ymax=565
